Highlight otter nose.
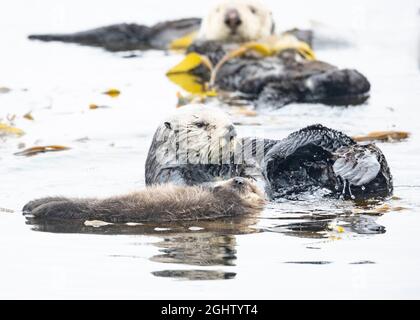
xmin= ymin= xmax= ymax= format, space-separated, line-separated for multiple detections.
xmin=233 ymin=177 xmax=245 ymax=185
xmin=224 ymin=9 xmax=242 ymax=30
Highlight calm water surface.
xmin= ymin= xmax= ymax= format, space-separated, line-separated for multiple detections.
xmin=0 ymin=0 xmax=420 ymax=299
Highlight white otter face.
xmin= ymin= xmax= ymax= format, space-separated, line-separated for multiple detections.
xmin=155 ymin=104 xmax=237 ymax=165
xmin=199 ymin=0 xmax=275 ymax=42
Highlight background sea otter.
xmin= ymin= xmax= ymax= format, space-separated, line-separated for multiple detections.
xmin=27 ymin=0 xmax=369 ymax=107
xmin=28 ymin=0 xmax=278 ymax=50
xmin=146 ymin=104 xmax=393 ymax=200
xmin=23 ymin=177 xmax=265 ymax=222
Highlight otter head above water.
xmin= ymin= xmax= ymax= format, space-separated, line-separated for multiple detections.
xmin=145 ymin=104 xmax=265 ymax=186
xmin=213 ymin=176 xmax=265 ymax=206
xmin=148 ymin=104 xmax=237 ymax=167
xmin=199 ymin=0 xmax=275 ymax=42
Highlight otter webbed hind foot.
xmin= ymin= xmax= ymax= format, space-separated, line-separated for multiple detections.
xmin=22 ymin=196 xmax=69 ymax=214
xmin=255 ymin=68 xmax=371 ymax=109
xmin=22 ymin=197 xmax=93 ymax=220
xmin=305 ymin=69 xmax=371 ymax=106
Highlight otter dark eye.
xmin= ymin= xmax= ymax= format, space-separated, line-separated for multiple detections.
xmin=249 ymin=6 xmax=257 ymax=14
xmin=195 ymin=121 xmax=207 ymax=128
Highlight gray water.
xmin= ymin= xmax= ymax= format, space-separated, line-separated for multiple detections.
xmin=1 ymin=0 xmax=420 ymax=299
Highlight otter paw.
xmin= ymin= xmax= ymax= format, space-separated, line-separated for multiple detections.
xmin=22 ymin=197 xmax=68 ymax=215
xmin=333 ymin=146 xmax=380 ymax=187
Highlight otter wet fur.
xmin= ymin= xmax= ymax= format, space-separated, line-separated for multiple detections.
xmin=23 ymin=178 xmax=265 ymax=223
xmin=145 ymin=104 xmax=393 ymax=200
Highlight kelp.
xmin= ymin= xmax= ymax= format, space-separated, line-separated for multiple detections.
xmin=353 ymin=131 xmax=410 ymax=142
xmin=166 ymin=35 xmax=316 ymax=97
xmin=103 ymin=88 xmax=121 ymax=97
xmin=15 ymin=145 xmax=70 ymax=157
xmin=0 ymin=123 xmax=25 ymax=137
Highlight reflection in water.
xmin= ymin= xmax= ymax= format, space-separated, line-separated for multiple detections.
xmin=262 ymin=198 xmax=389 ymax=239
xmin=284 ymin=261 xmax=333 ymax=265
xmin=25 ymin=198 xmax=394 ymax=280
xmin=265 ymin=214 xmax=386 ymax=239
xmin=151 ymin=233 xmax=237 ymax=266
xmin=26 ymin=216 xmax=259 ymax=281
xmin=152 ymin=270 xmax=236 ymax=281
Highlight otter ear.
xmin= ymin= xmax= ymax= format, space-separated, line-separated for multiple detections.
xmin=164 ymin=122 xmax=172 ymax=130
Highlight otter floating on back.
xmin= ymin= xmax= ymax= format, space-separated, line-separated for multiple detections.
xmin=145 ymin=105 xmax=393 ymax=200
xmin=27 ymin=0 xmax=278 ymax=51
xmin=23 ymin=177 xmax=265 ymax=222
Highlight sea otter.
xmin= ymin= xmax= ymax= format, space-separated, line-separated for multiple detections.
xmin=198 ymin=0 xmax=275 ymax=42
xmin=180 ymin=41 xmax=371 ymax=108
xmin=23 ymin=177 xmax=265 ymax=222
xmin=145 ymin=105 xmax=393 ymax=200
xmin=28 ymin=0 xmax=280 ymax=51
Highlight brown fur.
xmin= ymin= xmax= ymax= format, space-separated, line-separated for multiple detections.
xmin=23 ymin=178 xmax=265 ymax=223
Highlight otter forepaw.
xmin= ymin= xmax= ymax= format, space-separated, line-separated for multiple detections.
xmin=333 ymin=146 xmax=381 ymax=187
xmin=22 ymin=197 xmax=68 ymax=214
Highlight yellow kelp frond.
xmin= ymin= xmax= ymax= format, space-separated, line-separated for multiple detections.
xmin=103 ymin=88 xmax=121 ymax=98
xmin=166 ymin=53 xmax=216 ymax=96
xmin=240 ymin=35 xmax=316 ymax=60
xmin=167 ymin=35 xmax=316 ymax=95
xmin=14 ymin=145 xmax=70 ymax=157
xmin=166 ymin=52 xmax=212 ymax=74
xmin=271 ymin=34 xmax=316 ymax=60
xmin=169 ymin=31 xmax=198 ymax=50
xmin=0 ymin=123 xmax=25 ymax=137
xmin=167 ymin=74 xmax=211 ymax=95
xmin=352 ymin=131 xmax=410 ymax=143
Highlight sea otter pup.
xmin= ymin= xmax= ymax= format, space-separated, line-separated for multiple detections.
xmin=145 ymin=105 xmax=393 ymax=200
xmin=23 ymin=177 xmax=265 ymax=222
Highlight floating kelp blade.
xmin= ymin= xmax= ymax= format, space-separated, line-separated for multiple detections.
xmin=0 ymin=87 xmax=11 ymax=94
xmin=89 ymin=104 xmax=112 ymax=110
xmin=169 ymin=31 xmax=197 ymax=50
xmin=15 ymin=145 xmax=70 ymax=157
xmin=103 ymin=88 xmax=121 ymax=97
xmin=353 ymin=131 xmax=410 ymax=142
xmin=166 ymin=53 xmax=216 ymax=96
xmin=240 ymin=36 xmax=316 ymax=60
xmin=0 ymin=123 xmax=25 ymax=137
xmin=23 ymin=112 xmax=34 ymax=120
xmin=167 ymin=35 xmax=315 ymax=96
xmin=353 ymin=204 xmax=407 ymax=215
xmin=167 ymin=74 xmax=215 ymax=95
xmin=166 ymin=52 xmax=212 ymax=74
